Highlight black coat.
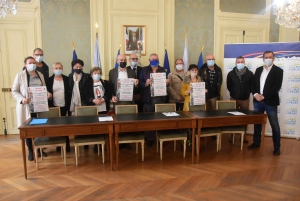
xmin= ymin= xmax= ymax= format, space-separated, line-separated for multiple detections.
xmin=227 ymin=67 xmax=253 ymax=100
xmin=84 ymin=77 xmax=111 ymax=111
xmin=68 ymin=72 xmax=90 ymax=106
xmin=252 ymin=65 xmax=283 ymax=106
xmin=46 ymin=74 xmax=71 ymax=110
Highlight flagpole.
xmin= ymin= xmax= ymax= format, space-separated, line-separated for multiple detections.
xmin=72 ymin=41 xmax=75 ymax=50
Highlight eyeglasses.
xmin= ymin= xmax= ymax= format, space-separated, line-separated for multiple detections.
xmin=118 ymin=59 xmax=127 ymax=62
xmin=130 ymin=58 xmax=138 ymax=61
xmin=34 ymin=54 xmax=43 ymax=56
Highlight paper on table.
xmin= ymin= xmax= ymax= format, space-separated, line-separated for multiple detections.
xmin=162 ymin=112 xmax=180 ymax=116
xmin=228 ymin=111 xmax=246 ymax=115
xmin=98 ymin=116 xmax=113 ymax=121
xmin=30 ymin=118 xmax=48 ymax=125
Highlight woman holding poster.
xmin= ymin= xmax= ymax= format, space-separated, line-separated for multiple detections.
xmin=12 ymin=56 xmax=52 ymax=161
xmin=180 ymin=64 xmax=206 ymax=111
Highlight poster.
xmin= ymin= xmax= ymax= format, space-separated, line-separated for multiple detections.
xmin=117 ymin=78 xmax=134 ymax=101
xmin=190 ymin=82 xmax=206 ymax=106
xmin=28 ymin=86 xmax=49 ymax=113
xmin=150 ymin=73 xmax=166 ymax=97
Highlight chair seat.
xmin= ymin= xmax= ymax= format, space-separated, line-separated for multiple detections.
xmin=157 ymin=130 xmax=187 ymax=139
xmin=221 ymin=126 xmax=245 ymax=131
xmin=119 ymin=133 xmax=144 ymax=141
xmin=201 ymin=128 xmax=221 ymax=134
xmin=34 ymin=137 xmax=66 ymax=146
xmin=74 ymin=135 xmax=105 ymax=143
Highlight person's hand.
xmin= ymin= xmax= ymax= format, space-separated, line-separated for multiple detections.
xmin=22 ymin=98 xmax=30 ymax=104
xmin=166 ymin=79 xmax=170 ymax=85
xmin=47 ymin=92 xmax=52 ymax=99
xmin=178 ymin=96 xmax=184 ymax=102
xmin=134 ymin=79 xmax=139 ymax=86
xmin=255 ymin=94 xmax=264 ymax=101
xmin=145 ymin=79 xmax=151 ymax=87
xmin=205 ymin=89 xmax=208 ymax=93
xmin=186 ymin=90 xmax=190 ymax=94
xmin=112 ymin=96 xmax=118 ymax=103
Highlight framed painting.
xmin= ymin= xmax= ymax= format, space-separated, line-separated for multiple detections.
xmin=123 ymin=25 xmax=145 ymax=55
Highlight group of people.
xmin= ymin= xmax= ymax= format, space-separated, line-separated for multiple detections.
xmin=12 ymin=48 xmax=283 ymax=162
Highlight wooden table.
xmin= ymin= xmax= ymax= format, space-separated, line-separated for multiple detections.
xmin=113 ymin=111 xmax=197 ymax=170
xmin=19 ymin=115 xmax=114 ymax=179
xmin=189 ymin=109 xmax=268 ymax=163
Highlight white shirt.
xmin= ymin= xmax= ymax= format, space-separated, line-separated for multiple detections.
xmin=53 ymin=79 xmax=65 ymax=107
xmin=260 ymin=65 xmax=273 ymax=95
xmin=118 ymin=69 xmax=128 ymax=79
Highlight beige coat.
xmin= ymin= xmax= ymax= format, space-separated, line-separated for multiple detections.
xmin=12 ymin=70 xmax=45 ymax=128
xmin=167 ymin=71 xmax=188 ymax=103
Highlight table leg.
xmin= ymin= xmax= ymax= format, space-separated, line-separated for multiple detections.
xmin=197 ymin=128 xmax=201 ymax=163
xmin=109 ymin=133 xmax=113 ymax=171
xmin=192 ymin=128 xmax=195 ymax=164
xmin=115 ymin=133 xmax=119 ymax=171
xmin=21 ymin=139 xmax=27 ymax=179
xmin=261 ymin=123 xmax=266 ymax=151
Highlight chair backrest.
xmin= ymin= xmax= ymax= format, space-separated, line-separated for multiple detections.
xmin=188 ymin=104 xmax=206 ymax=111
xmin=155 ymin=103 xmax=176 ymax=112
xmin=115 ymin=105 xmax=137 ymax=114
xmin=216 ymin=100 xmax=236 ymax=110
xmin=75 ymin=106 xmax=98 ymax=116
xmin=37 ymin=107 xmax=61 ymax=117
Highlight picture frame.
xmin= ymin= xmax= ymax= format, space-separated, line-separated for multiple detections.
xmin=123 ymin=25 xmax=146 ymax=55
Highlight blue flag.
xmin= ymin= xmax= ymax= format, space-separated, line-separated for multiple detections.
xmin=114 ymin=49 xmax=120 ymax=68
xmin=72 ymin=49 xmax=78 ymax=73
xmin=164 ymin=49 xmax=170 ymax=76
xmin=197 ymin=52 xmax=203 ymax=69
xmin=93 ymin=33 xmax=101 ymax=68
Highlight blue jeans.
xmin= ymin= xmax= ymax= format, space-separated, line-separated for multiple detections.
xmin=253 ymin=101 xmax=281 ymax=148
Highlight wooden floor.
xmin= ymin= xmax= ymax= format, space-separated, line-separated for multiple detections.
xmin=0 ymin=134 xmax=299 ymax=201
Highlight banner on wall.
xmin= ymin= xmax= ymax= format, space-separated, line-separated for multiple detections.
xmin=223 ymin=42 xmax=300 ymax=138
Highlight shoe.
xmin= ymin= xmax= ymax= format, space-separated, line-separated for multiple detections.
xmin=84 ymin=145 xmax=89 ymax=150
xmin=273 ymin=148 xmax=280 ymax=156
xmin=56 ymin=146 xmax=61 ymax=152
xmin=28 ymin=151 xmax=34 ymax=161
xmin=247 ymin=143 xmax=260 ymax=149
xmin=146 ymin=140 xmax=153 ymax=147
xmin=38 ymin=150 xmax=48 ymax=157
xmin=93 ymin=145 xmax=98 ymax=153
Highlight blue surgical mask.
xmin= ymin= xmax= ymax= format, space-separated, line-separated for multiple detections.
xmin=27 ymin=64 xmax=36 ymax=71
xmin=54 ymin=69 xmax=62 ymax=76
xmin=264 ymin=59 xmax=273 ymax=67
xmin=131 ymin=61 xmax=138 ymax=67
xmin=236 ymin=63 xmax=245 ymax=70
xmin=93 ymin=74 xmax=101 ymax=81
xmin=150 ymin=60 xmax=159 ymax=67
xmin=207 ymin=60 xmax=214 ymax=66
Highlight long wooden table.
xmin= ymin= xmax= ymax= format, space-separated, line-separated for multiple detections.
xmin=189 ymin=109 xmax=268 ymax=163
xmin=19 ymin=115 xmax=114 ymax=179
xmin=113 ymin=111 xmax=197 ymax=170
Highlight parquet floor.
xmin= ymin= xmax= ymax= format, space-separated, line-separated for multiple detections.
xmin=0 ymin=134 xmax=299 ymax=201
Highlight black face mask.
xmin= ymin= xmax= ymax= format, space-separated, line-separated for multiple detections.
xmin=119 ymin=62 xmax=127 ymax=68
xmin=74 ymin=69 xmax=82 ymax=74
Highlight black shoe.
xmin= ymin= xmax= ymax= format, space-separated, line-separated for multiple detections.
xmin=84 ymin=145 xmax=89 ymax=150
xmin=56 ymin=146 xmax=61 ymax=152
xmin=28 ymin=151 xmax=34 ymax=161
xmin=273 ymin=148 xmax=280 ymax=156
xmin=38 ymin=149 xmax=48 ymax=157
xmin=93 ymin=145 xmax=98 ymax=153
xmin=146 ymin=140 xmax=153 ymax=147
xmin=247 ymin=143 xmax=260 ymax=149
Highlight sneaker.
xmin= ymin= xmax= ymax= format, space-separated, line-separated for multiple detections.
xmin=28 ymin=151 xmax=34 ymax=161
xmin=247 ymin=143 xmax=260 ymax=149
xmin=273 ymin=148 xmax=280 ymax=156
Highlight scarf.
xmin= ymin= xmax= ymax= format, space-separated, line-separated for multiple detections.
xmin=235 ymin=67 xmax=247 ymax=80
xmin=70 ymin=73 xmax=82 ymax=114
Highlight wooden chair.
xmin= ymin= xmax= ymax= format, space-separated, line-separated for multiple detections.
xmin=155 ymin=103 xmax=187 ymax=160
xmin=188 ymin=104 xmax=221 ymax=153
xmin=74 ymin=106 xmax=105 ymax=165
xmin=115 ymin=105 xmax=145 ymax=161
xmin=34 ymin=107 xmax=66 ymax=169
xmin=216 ymin=100 xmax=246 ymax=150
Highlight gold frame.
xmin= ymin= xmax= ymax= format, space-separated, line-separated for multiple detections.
xmin=123 ymin=25 xmax=146 ymax=55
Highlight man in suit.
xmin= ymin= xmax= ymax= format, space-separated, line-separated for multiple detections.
xmin=127 ymin=53 xmax=143 ymax=112
xmin=139 ymin=53 xmax=170 ymax=146
xmin=248 ymin=51 xmax=283 ymax=156
xmin=109 ymin=54 xmax=139 ymax=106
xmin=128 ymin=32 xmax=138 ymax=51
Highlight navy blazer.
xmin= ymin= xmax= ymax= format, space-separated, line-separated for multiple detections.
xmin=45 ymin=74 xmax=71 ymax=110
xmin=251 ymin=64 xmax=283 ymax=106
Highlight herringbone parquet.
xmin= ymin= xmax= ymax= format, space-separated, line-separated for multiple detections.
xmin=0 ymin=134 xmax=299 ymax=201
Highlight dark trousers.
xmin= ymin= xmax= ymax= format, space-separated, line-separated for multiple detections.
xmin=26 ymin=113 xmax=37 ymax=153
xmin=176 ymin=102 xmax=184 ymax=111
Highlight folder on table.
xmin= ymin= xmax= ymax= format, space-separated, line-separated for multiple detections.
xmin=30 ymin=118 xmax=48 ymax=125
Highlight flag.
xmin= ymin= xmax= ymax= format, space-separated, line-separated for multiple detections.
xmin=125 ymin=28 xmax=129 ymax=46
xmin=114 ymin=49 xmax=120 ymax=68
xmin=72 ymin=41 xmax=77 ymax=73
xmin=94 ymin=33 xmax=101 ymax=68
xmin=164 ymin=49 xmax=170 ymax=76
xmin=183 ymin=32 xmax=189 ymax=71
xmin=197 ymin=52 xmax=203 ymax=69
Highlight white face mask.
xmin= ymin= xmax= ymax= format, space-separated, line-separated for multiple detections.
xmin=27 ymin=64 xmax=36 ymax=71
xmin=176 ymin=64 xmax=183 ymax=71
xmin=35 ymin=56 xmax=43 ymax=63
xmin=190 ymin=72 xmax=197 ymax=78
xmin=264 ymin=59 xmax=273 ymax=67
xmin=131 ymin=61 xmax=138 ymax=67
